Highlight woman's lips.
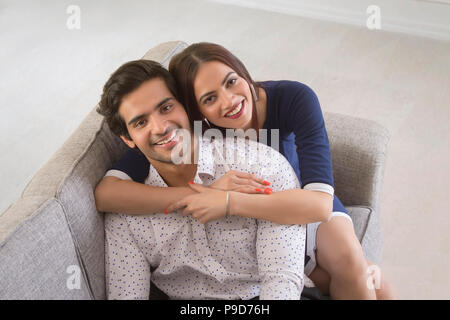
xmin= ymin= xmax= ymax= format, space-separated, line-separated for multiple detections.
xmin=225 ymin=100 xmax=245 ymax=119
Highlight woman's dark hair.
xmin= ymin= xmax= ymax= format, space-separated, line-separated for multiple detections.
xmin=169 ymin=42 xmax=260 ymax=134
xmin=97 ymin=60 xmax=179 ymax=140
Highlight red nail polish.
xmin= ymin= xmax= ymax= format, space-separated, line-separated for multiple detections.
xmin=263 ymin=180 xmax=271 ymax=186
xmin=188 ymin=181 xmax=194 ymax=184
xmin=164 ymin=210 xmax=169 ymax=214
xmin=255 ymin=188 xmax=262 ymax=192
xmin=264 ymin=188 xmax=273 ymax=194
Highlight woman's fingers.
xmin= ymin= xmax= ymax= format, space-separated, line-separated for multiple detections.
xmin=234 ymin=186 xmax=273 ymax=194
xmin=166 ymin=197 xmax=189 ymax=213
xmin=234 ymin=186 xmax=261 ymax=194
xmin=233 ymin=171 xmax=270 ymax=187
xmin=233 ymin=176 xmax=266 ymax=189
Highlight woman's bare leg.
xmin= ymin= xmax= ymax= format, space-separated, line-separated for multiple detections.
xmin=309 ymin=216 xmax=397 ymax=299
xmin=314 ymin=216 xmax=376 ymax=299
xmin=367 ymin=261 xmax=398 ymax=299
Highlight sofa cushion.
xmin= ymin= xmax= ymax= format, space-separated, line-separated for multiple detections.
xmin=0 ymin=41 xmax=190 ymax=300
xmin=346 ymin=205 xmax=371 ymax=243
xmin=0 ymin=199 xmax=92 ymax=299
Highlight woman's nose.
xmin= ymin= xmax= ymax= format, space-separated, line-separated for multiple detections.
xmin=220 ymin=89 xmax=234 ymax=107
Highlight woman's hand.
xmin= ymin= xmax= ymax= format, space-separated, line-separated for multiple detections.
xmin=210 ymin=169 xmax=271 ymax=194
xmin=165 ymin=183 xmax=229 ymax=224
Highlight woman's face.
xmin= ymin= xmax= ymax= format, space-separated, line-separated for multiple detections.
xmin=193 ymin=61 xmax=253 ymax=130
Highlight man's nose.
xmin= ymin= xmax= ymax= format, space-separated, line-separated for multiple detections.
xmin=149 ymin=116 xmax=168 ymax=136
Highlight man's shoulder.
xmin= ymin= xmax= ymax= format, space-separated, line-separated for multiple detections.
xmin=210 ymin=136 xmax=292 ymax=175
xmin=219 ymin=135 xmax=283 ymax=160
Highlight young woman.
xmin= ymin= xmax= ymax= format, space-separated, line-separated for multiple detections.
xmin=95 ymin=43 xmax=395 ymax=299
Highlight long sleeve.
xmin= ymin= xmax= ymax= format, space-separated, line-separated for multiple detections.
xmin=255 ymin=145 xmax=306 ymax=300
xmin=287 ymin=82 xmax=334 ymax=188
xmin=110 ymin=148 xmax=150 ymax=183
xmin=256 ymin=220 xmax=305 ymax=300
xmin=105 ymin=213 xmax=151 ymax=300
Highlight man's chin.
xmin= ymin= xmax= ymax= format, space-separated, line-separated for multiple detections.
xmin=146 ymin=133 xmax=192 ymax=165
xmin=145 ymin=148 xmax=185 ymax=165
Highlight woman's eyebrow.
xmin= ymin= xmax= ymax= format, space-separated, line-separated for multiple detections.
xmin=199 ymin=72 xmax=236 ymax=103
xmin=221 ymin=71 xmax=235 ymax=86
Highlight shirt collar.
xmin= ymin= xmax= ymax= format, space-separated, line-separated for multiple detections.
xmin=195 ymin=135 xmax=217 ymax=180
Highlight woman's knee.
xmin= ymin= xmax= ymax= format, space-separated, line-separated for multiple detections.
xmin=333 ymin=243 xmax=367 ymax=279
xmin=316 ymin=217 xmax=367 ymax=278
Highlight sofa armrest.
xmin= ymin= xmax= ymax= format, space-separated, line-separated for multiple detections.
xmin=324 ymin=112 xmax=390 ymax=214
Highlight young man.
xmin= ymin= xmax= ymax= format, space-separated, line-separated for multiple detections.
xmin=97 ymin=60 xmax=305 ymax=300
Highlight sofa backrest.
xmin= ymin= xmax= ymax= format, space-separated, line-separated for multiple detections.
xmin=0 ymin=41 xmax=189 ymax=299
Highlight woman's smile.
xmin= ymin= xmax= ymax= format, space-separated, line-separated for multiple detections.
xmin=224 ymin=100 xmax=245 ymax=119
xmin=194 ymin=61 xmax=253 ymax=129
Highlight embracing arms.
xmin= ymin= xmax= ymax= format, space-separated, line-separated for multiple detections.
xmin=95 ymin=176 xmax=196 ymax=214
xmin=95 ymin=169 xmax=331 ymax=225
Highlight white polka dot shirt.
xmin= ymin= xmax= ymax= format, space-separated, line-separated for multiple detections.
xmin=105 ymin=136 xmax=306 ymax=300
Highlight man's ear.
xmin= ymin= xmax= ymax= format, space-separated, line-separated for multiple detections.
xmin=120 ymin=134 xmax=136 ymax=149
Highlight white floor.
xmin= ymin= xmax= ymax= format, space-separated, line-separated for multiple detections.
xmin=1 ymin=0 xmax=449 ymax=299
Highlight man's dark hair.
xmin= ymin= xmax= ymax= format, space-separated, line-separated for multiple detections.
xmin=97 ymin=60 xmax=179 ymax=140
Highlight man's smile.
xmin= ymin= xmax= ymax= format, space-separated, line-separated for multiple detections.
xmin=153 ymin=129 xmax=180 ymax=148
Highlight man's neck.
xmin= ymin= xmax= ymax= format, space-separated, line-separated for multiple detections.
xmin=151 ymin=161 xmax=197 ymax=187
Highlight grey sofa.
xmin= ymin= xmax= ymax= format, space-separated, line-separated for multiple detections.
xmin=0 ymin=41 xmax=390 ymax=300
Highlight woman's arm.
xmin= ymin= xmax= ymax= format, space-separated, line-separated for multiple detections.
xmin=229 ymin=188 xmax=332 ymax=224
xmin=94 ymin=170 xmax=268 ymax=215
xmin=94 ymin=176 xmax=196 ymax=214
xmin=167 ymin=181 xmax=332 ymax=225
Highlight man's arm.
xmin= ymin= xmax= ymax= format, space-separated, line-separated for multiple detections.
xmin=225 ymin=138 xmax=332 ymax=224
xmin=105 ymin=213 xmax=151 ymax=299
xmin=256 ymin=220 xmax=305 ymax=300
xmin=251 ymin=141 xmax=306 ymax=299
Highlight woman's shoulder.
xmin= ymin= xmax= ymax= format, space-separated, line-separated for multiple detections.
xmin=259 ymin=80 xmax=315 ymax=95
xmin=260 ymin=80 xmax=319 ymax=111
xmin=262 ymin=80 xmax=319 ymax=114
xmin=111 ymin=148 xmax=150 ymax=183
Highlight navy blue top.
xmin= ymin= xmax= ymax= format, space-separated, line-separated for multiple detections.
xmin=111 ymin=80 xmax=347 ymax=213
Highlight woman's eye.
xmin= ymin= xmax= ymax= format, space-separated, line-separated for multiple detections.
xmin=204 ymin=96 xmax=215 ymax=105
xmin=228 ymin=78 xmax=237 ymax=86
xmin=161 ymin=104 xmax=173 ymax=113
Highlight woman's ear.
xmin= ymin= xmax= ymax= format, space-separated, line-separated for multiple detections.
xmin=250 ymin=84 xmax=258 ymax=102
xmin=120 ymin=134 xmax=136 ymax=149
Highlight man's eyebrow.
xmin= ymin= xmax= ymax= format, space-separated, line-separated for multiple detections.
xmin=199 ymin=72 xmax=235 ymax=103
xmin=127 ymin=97 xmax=173 ymax=126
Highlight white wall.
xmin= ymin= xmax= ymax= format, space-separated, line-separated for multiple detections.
xmin=210 ymin=0 xmax=450 ymax=41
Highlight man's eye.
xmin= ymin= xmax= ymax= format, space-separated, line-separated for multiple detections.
xmin=135 ymin=119 xmax=146 ymax=128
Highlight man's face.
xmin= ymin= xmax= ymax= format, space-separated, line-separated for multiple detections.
xmin=119 ymin=77 xmax=191 ymax=164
